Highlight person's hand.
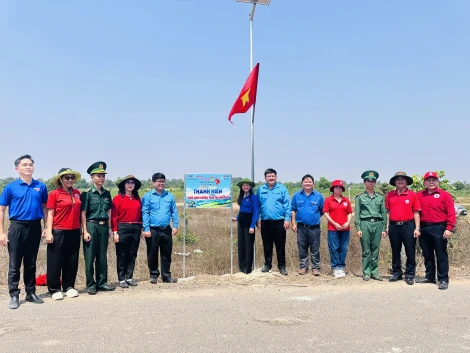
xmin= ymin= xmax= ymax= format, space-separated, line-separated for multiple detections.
xmin=172 ymin=228 xmax=178 ymax=236
xmin=357 ymin=230 xmax=362 ymax=238
xmin=381 ymin=231 xmax=387 ymax=238
xmin=284 ymin=221 xmax=290 ymax=230
xmin=230 ymin=218 xmax=237 ymax=222
xmin=256 ymin=221 xmax=261 ymax=229
xmin=334 ymin=223 xmax=343 ymax=231
xmin=249 ymin=228 xmax=254 ymax=234
xmin=0 ymin=232 xmax=8 ymax=247
xmin=113 ymin=233 xmax=119 ymax=243
xmin=291 ymin=224 xmax=297 ymax=233
xmin=443 ymin=230 xmax=452 ymax=239
xmin=42 ymin=228 xmax=48 ymax=238
xmin=83 ymin=232 xmax=91 ymax=242
xmin=46 ymin=232 xmax=54 ymax=244
xmin=414 ymin=229 xmax=421 ymax=238
xmin=142 ymin=231 xmax=151 ymax=238
xmin=341 ymin=222 xmax=350 ymax=229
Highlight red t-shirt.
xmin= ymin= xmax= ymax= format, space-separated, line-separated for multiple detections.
xmin=111 ymin=194 xmax=142 ymax=231
xmin=385 ymin=188 xmax=421 ymax=221
xmin=323 ymin=195 xmax=353 ymax=231
xmin=417 ymin=188 xmax=456 ymax=231
xmin=46 ymin=187 xmax=81 ymax=230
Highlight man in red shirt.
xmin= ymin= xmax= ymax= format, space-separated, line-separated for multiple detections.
xmin=385 ymin=172 xmax=421 ymax=285
xmin=416 ymin=171 xmax=456 ymax=290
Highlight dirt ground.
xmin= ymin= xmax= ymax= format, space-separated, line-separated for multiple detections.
xmin=1 ymin=272 xmax=470 ymax=353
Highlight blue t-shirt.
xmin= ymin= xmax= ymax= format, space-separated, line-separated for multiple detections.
xmin=0 ymin=178 xmax=48 ymax=221
xmin=236 ymin=193 xmax=259 ymax=229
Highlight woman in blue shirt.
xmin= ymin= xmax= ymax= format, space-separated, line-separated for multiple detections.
xmin=231 ymin=178 xmax=259 ymax=274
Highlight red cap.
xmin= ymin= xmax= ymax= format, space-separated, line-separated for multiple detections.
xmin=423 ymin=171 xmax=439 ymax=180
xmin=330 ymin=179 xmax=345 ymax=192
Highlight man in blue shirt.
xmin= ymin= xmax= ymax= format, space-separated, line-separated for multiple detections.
xmin=291 ymin=174 xmax=324 ymax=276
xmin=0 ymin=154 xmax=48 ymax=309
xmin=256 ymin=168 xmax=291 ymax=275
xmin=142 ymin=172 xmax=179 ymax=284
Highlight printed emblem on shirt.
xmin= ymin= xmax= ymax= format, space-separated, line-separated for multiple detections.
xmin=405 ymin=200 xmax=410 ymax=204
xmin=434 ymin=194 xmax=440 ymax=199
xmin=74 ymin=194 xmax=80 ymax=198
xmin=343 ymin=202 xmax=348 ymax=206
xmin=34 ymin=188 xmax=40 ymax=192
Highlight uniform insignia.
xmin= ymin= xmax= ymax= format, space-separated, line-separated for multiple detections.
xmin=405 ymin=200 xmax=409 ymax=204
xmin=369 ymin=172 xmax=374 ymax=176
xmin=343 ymin=202 xmax=348 ymax=206
xmin=74 ymin=194 xmax=80 ymax=198
xmin=99 ymin=164 xmax=103 ymax=169
xmin=34 ymin=188 xmax=40 ymax=192
xmin=434 ymin=194 xmax=440 ymax=199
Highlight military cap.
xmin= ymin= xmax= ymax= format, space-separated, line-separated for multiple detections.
xmin=87 ymin=161 xmax=107 ymax=175
xmin=389 ymin=171 xmax=413 ymax=186
xmin=361 ymin=170 xmax=379 ymax=180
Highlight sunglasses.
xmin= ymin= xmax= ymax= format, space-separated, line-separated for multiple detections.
xmin=126 ymin=180 xmax=135 ymax=184
xmin=63 ymin=176 xmax=76 ymax=181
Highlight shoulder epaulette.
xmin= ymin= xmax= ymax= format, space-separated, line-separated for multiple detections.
xmin=355 ymin=192 xmax=363 ymax=198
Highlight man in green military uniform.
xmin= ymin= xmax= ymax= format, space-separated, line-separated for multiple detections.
xmin=355 ymin=170 xmax=387 ymax=281
xmin=80 ymin=161 xmax=115 ymax=294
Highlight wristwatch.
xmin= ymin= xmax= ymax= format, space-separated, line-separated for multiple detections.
xmin=415 ymin=227 xmax=420 ymax=231
xmin=113 ymin=231 xmax=118 ymax=235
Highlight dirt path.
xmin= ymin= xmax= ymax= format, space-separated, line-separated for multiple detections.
xmin=1 ymin=273 xmax=470 ymax=353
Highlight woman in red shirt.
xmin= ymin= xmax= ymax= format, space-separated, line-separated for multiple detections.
xmin=46 ymin=168 xmax=82 ymax=300
xmin=112 ymin=175 xmax=142 ymax=288
xmin=323 ymin=180 xmax=353 ymax=278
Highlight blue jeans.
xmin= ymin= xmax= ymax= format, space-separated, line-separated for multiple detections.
xmin=327 ymin=230 xmax=350 ymax=270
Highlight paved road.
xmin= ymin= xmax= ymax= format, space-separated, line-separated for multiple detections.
xmin=1 ymin=276 xmax=470 ymax=353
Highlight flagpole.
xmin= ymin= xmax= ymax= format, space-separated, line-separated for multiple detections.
xmin=249 ymin=3 xmax=256 ymax=271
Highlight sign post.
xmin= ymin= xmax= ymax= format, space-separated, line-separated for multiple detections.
xmin=183 ymin=174 xmax=233 ymax=277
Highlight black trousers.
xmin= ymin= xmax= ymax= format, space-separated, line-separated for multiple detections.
xmin=145 ymin=226 xmax=173 ymax=279
xmin=261 ymin=219 xmax=286 ymax=268
xmin=388 ymin=222 xmax=416 ymax=278
xmin=47 ymin=228 xmax=81 ymax=294
xmin=7 ymin=220 xmax=42 ymax=297
xmin=419 ymin=223 xmax=448 ymax=282
xmin=237 ymin=223 xmax=255 ymax=274
xmin=115 ymin=223 xmax=141 ymax=281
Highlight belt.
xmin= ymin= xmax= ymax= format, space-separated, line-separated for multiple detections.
xmin=150 ymin=225 xmax=170 ymax=230
xmin=297 ymin=223 xmax=320 ymax=229
xmin=390 ymin=220 xmax=413 ymax=226
xmin=421 ymin=221 xmax=446 ymax=227
xmin=88 ymin=220 xmax=108 ymax=225
xmin=10 ymin=219 xmax=41 ymax=224
xmin=361 ymin=218 xmax=382 ymax=223
xmin=119 ymin=222 xmax=142 ymax=225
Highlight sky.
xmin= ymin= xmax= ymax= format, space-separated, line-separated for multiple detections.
xmin=0 ymin=0 xmax=469 ymax=184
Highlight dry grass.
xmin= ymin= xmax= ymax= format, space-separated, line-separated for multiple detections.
xmin=1 ymin=209 xmax=469 ymax=287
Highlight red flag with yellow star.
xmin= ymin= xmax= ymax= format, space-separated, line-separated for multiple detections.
xmin=228 ymin=63 xmax=260 ymax=123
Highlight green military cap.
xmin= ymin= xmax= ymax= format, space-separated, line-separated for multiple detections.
xmin=87 ymin=161 xmax=107 ymax=175
xmin=389 ymin=171 xmax=413 ymax=186
xmin=361 ymin=170 xmax=379 ymax=180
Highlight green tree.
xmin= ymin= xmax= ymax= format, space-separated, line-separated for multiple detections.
xmin=376 ymin=182 xmax=393 ymax=195
xmin=316 ymin=177 xmax=330 ymax=191
xmin=452 ymin=181 xmax=465 ymax=191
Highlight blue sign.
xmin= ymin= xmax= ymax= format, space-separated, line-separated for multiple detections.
xmin=185 ymin=174 xmax=232 ymax=208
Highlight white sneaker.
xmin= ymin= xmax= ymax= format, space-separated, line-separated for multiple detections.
xmin=337 ymin=269 xmax=346 ymax=278
xmin=65 ymin=288 xmax=79 ymax=298
xmin=52 ymin=292 xmax=64 ymax=300
xmin=333 ymin=269 xmax=341 ymax=278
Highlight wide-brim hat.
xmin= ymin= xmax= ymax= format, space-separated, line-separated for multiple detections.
xmin=423 ymin=171 xmax=439 ymax=181
xmin=87 ymin=161 xmax=107 ymax=175
xmin=117 ymin=175 xmax=142 ymax=191
xmin=236 ymin=178 xmax=256 ymax=188
xmin=361 ymin=170 xmax=379 ymax=180
xmin=389 ymin=171 xmax=413 ymax=186
xmin=53 ymin=168 xmax=81 ymax=186
xmin=330 ymin=179 xmax=345 ymax=192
